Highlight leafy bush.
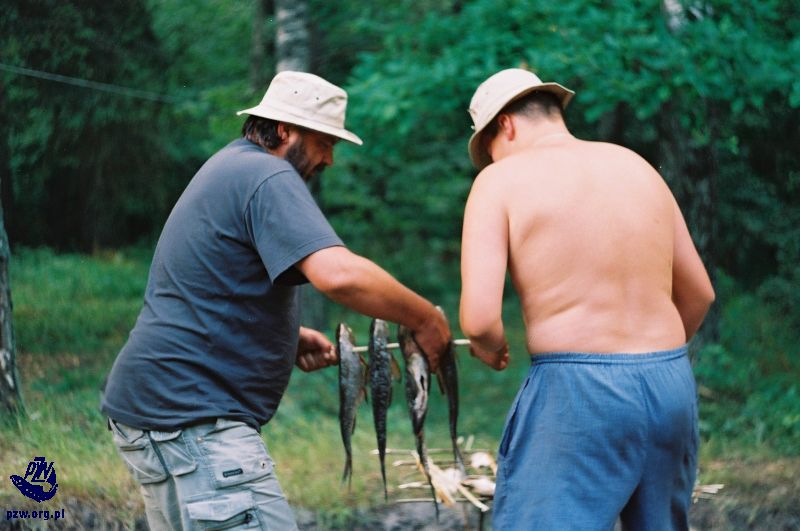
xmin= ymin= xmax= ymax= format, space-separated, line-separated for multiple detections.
xmin=694 ymin=273 xmax=800 ymax=456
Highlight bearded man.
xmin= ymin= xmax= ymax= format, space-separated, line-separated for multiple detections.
xmin=102 ymin=71 xmax=449 ymax=530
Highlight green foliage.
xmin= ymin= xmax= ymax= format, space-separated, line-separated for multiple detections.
xmin=1 ymin=0 xmax=183 ymax=250
xmin=314 ymin=0 xmax=800 ymax=312
xmin=3 ymin=0 xmax=798 ymax=321
xmin=694 ymin=273 xmax=800 ymax=456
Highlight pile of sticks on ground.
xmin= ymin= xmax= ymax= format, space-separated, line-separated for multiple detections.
xmin=384 ymin=436 xmax=725 ymax=511
xmin=386 ymin=436 xmax=496 ymax=513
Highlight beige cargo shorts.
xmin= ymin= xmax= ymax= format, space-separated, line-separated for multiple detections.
xmin=109 ymin=418 xmax=298 ymax=530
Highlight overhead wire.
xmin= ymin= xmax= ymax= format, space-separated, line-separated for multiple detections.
xmin=0 ymin=62 xmax=181 ymax=104
xmin=0 ymin=2 xmax=418 ymax=105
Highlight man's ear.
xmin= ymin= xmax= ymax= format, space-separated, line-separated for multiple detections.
xmin=497 ymin=114 xmax=515 ymax=141
xmin=276 ymin=122 xmax=292 ymax=142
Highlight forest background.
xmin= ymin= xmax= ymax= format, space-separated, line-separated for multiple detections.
xmin=0 ymin=0 xmax=798 ymax=528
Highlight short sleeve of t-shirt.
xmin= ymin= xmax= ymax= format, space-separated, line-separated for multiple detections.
xmin=245 ymin=169 xmax=343 ymax=283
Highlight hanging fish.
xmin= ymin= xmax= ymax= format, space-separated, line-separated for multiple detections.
xmin=398 ymin=324 xmax=438 ymax=519
xmin=434 ymin=306 xmax=465 ymax=477
xmin=338 ymin=323 xmax=366 ymax=490
xmin=368 ymin=318 xmax=400 ymax=501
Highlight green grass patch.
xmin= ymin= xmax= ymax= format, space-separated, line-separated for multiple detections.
xmin=11 ymin=247 xmax=150 ymax=355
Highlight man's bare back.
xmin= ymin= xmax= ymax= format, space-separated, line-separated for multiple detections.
xmin=461 ymin=126 xmax=713 ymax=360
xmin=500 ymin=138 xmax=686 ymax=354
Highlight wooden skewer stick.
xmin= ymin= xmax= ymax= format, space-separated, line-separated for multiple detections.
xmin=352 ymin=338 xmax=470 ymax=353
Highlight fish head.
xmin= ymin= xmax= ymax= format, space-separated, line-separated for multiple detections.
xmin=369 ymin=319 xmax=390 ymax=354
xmin=370 ymin=319 xmax=389 ymax=341
xmin=397 ymin=325 xmax=419 ymax=360
xmin=10 ymin=475 xmax=24 ymax=488
xmin=336 ymin=323 xmax=356 ymax=353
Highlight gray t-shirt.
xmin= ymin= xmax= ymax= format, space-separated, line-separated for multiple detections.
xmin=101 ymin=138 xmax=343 ymax=430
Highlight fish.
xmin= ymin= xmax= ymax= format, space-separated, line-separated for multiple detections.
xmin=9 ymin=467 xmax=58 ymax=503
xmin=368 ymin=318 xmax=400 ymax=501
xmin=398 ymin=324 xmax=438 ymax=519
xmin=434 ymin=307 xmax=465 ymax=477
xmin=338 ymin=323 xmax=366 ymax=490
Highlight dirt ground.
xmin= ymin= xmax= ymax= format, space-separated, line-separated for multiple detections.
xmin=4 ymin=497 xmax=797 ymax=530
xmin=2 ymin=459 xmax=798 ymax=530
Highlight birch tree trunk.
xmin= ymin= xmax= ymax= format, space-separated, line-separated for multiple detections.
xmin=0 ymin=80 xmax=22 ymax=414
xmin=275 ymin=0 xmax=310 ymax=73
xmin=273 ymin=0 xmax=328 ymax=329
xmin=249 ymin=0 xmax=271 ymax=92
xmin=0 ymin=202 xmax=21 ymax=415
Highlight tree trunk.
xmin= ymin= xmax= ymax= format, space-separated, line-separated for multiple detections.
xmin=273 ymin=0 xmax=328 ymax=330
xmin=0 ymin=79 xmax=22 ymax=415
xmin=662 ymin=0 xmax=687 ymax=32
xmin=275 ymin=0 xmax=310 ymax=73
xmin=249 ymin=0 xmax=271 ymax=93
xmin=0 ymin=202 xmax=21 ymax=415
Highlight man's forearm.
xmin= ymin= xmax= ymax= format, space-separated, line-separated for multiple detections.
xmin=463 ymin=321 xmax=507 ymax=353
xmin=320 ymin=254 xmax=438 ymax=329
xmin=298 ymin=246 xmax=450 ymax=370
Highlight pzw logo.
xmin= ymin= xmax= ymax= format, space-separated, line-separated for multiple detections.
xmin=9 ymin=457 xmax=58 ymax=502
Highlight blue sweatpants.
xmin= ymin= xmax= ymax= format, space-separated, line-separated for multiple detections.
xmin=492 ymin=346 xmax=698 ymax=531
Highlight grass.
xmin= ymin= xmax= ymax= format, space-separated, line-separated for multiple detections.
xmin=1 ymin=248 xmax=798 ymax=526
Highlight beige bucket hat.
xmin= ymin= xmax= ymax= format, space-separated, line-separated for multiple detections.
xmin=468 ymin=68 xmax=575 ymax=169
xmin=237 ymin=71 xmax=363 ymax=145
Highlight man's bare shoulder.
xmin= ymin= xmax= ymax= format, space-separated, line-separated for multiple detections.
xmin=471 ymin=162 xmax=508 ymax=194
xmin=476 ymin=150 xmax=549 ymax=188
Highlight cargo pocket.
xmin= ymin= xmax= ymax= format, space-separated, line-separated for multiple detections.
xmin=150 ymin=429 xmax=198 ymax=477
xmin=198 ymin=420 xmax=273 ymax=489
xmin=187 ymin=490 xmax=261 ymax=530
xmin=109 ymin=419 xmax=168 ymax=484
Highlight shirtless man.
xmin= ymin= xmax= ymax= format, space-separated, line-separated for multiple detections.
xmin=459 ymin=69 xmax=715 ymax=530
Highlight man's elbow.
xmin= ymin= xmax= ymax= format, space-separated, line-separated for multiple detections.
xmin=302 ymin=248 xmax=363 ymax=299
xmin=312 ymin=265 xmax=360 ymax=300
xmin=702 ymin=282 xmax=716 ymax=308
xmin=459 ymin=311 xmax=499 ymax=343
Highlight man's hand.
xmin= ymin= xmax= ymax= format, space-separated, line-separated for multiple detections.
xmin=469 ymin=341 xmax=510 ymax=371
xmin=413 ymin=309 xmax=452 ymax=372
xmin=296 ymin=326 xmax=338 ymax=372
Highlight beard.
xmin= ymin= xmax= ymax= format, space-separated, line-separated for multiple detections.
xmin=285 ymin=137 xmax=326 ymax=181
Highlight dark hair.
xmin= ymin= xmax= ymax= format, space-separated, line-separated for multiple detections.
xmin=241 ymin=115 xmax=283 ymax=150
xmin=502 ymin=90 xmax=564 ymax=119
xmin=479 ymin=90 xmax=564 ymax=152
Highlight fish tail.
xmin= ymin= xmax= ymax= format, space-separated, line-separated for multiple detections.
xmin=376 ymin=419 xmax=388 ymax=500
xmin=416 ymin=435 xmax=439 ymax=522
xmin=341 ymin=450 xmax=352 ymax=491
xmin=379 ymin=450 xmax=388 ymax=502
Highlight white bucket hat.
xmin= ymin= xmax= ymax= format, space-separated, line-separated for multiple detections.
xmin=467 ymin=68 xmax=575 ymax=169
xmin=237 ymin=71 xmax=363 ymax=145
